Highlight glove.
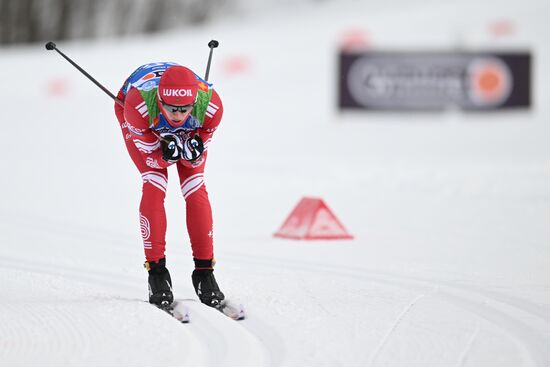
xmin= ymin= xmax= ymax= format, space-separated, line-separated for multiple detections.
xmin=181 ymin=134 xmax=204 ymax=162
xmin=160 ymin=133 xmax=184 ymax=163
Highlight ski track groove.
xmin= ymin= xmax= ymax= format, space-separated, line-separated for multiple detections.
xmin=0 ymin=256 xmax=138 ymax=290
xmin=0 ymin=302 xmax=97 ymax=365
xmin=367 ymin=293 xmax=426 ymax=367
xmin=185 ymin=303 xmax=230 ymax=367
xmin=455 ymin=324 xmax=480 ymax=367
xmin=225 ymin=253 xmax=550 ymax=367
xmin=0 ymin=256 xmax=269 ymax=367
xmin=185 ymin=301 xmax=269 ymax=367
xmin=2 ymin=248 xmax=548 ymax=366
xmin=239 ymin=313 xmax=287 ymax=367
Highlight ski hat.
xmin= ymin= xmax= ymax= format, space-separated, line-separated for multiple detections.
xmin=157 ymin=66 xmax=198 ymax=106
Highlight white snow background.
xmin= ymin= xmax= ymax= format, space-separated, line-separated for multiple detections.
xmin=1 ymin=0 xmax=550 ymax=366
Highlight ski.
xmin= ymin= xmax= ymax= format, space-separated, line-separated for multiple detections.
xmin=152 ymin=299 xmax=244 ymax=322
xmin=154 ymin=301 xmax=190 ymax=323
xmin=214 ymin=300 xmax=245 ymax=320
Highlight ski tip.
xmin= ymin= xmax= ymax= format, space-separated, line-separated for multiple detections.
xmin=232 ymin=304 xmax=246 ymax=320
xmin=220 ymin=302 xmax=246 ymax=320
xmin=236 ymin=305 xmax=246 ymax=320
xmin=172 ymin=302 xmax=191 ymax=323
xmin=179 ymin=315 xmax=190 ymax=323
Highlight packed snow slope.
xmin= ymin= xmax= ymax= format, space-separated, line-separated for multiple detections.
xmin=1 ymin=1 xmax=550 ymax=366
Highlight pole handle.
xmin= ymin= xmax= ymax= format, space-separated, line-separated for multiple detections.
xmin=204 ymin=39 xmax=219 ymax=81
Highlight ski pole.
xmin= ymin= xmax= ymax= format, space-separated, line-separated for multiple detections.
xmin=44 ymin=41 xmax=172 ymax=142
xmin=45 ymin=41 xmax=124 ymax=107
xmin=204 ymin=40 xmax=219 ymax=81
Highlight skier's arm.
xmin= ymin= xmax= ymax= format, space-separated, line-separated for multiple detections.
xmin=179 ymin=90 xmax=224 ymax=168
xmin=198 ymin=89 xmax=224 ymax=152
xmin=123 ymin=88 xmax=172 ymax=169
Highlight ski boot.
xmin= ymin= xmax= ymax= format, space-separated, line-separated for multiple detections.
xmin=144 ymin=258 xmax=174 ymax=307
xmin=192 ymin=268 xmax=225 ymax=308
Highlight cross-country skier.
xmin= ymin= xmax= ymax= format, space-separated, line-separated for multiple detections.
xmin=114 ymin=62 xmax=225 ymax=309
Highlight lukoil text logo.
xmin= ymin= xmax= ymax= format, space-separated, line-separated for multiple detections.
xmin=162 ymin=88 xmax=193 ymax=97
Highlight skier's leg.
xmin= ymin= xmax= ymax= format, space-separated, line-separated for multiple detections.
xmin=116 ymin=105 xmax=172 ymax=305
xmin=177 ymin=157 xmax=225 ymax=307
xmin=138 ymin=170 xmax=168 ymax=262
xmin=177 ymin=156 xmax=214 ymax=263
xmin=116 ymin=124 xmax=169 ymax=261
xmin=137 ymin=170 xmax=173 ymax=305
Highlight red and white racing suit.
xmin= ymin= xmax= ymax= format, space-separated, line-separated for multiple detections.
xmin=114 ymin=85 xmax=223 ymax=265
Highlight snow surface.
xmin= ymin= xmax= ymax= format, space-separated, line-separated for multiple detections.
xmin=1 ymin=1 xmax=550 ymax=366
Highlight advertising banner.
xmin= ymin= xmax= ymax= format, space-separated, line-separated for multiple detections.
xmin=339 ymin=51 xmax=531 ymax=111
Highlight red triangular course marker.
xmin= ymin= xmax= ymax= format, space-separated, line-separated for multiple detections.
xmin=274 ymin=197 xmax=353 ymax=240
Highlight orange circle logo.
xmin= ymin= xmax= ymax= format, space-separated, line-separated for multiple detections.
xmin=468 ymin=57 xmax=512 ymax=106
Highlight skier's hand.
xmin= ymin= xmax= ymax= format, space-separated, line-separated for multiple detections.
xmin=160 ymin=133 xmax=184 ymax=163
xmin=182 ymin=134 xmax=204 ymax=162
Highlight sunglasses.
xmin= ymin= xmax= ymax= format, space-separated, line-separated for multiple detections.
xmin=161 ymin=102 xmax=194 ymax=114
